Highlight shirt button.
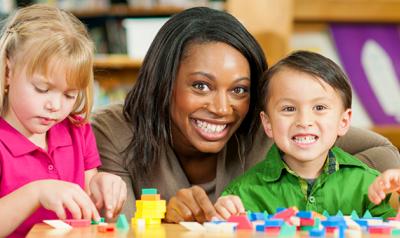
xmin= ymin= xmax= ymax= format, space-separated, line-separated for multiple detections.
xmin=308 ymin=196 xmax=316 ymax=203
xmin=48 ymin=164 xmax=54 ymax=171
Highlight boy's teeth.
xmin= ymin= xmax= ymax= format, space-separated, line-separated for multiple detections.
xmin=293 ymin=136 xmax=316 ymax=144
xmin=195 ymin=119 xmax=226 ymax=133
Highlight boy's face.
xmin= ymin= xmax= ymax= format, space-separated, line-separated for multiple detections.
xmin=260 ymin=68 xmax=352 ymax=174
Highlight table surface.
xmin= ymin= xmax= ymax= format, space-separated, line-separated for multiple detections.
xmin=27 ymin=222 xmax=394 ymax=238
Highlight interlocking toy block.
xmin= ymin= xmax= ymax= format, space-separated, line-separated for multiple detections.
xmin=296 ymin=211 xmax=312 ymax=219
xmin=116 ymin=214 xmax=129 ymax=230
xmin=368 ymin=226 xmax=392 ymax=234
xmin=97 ymin=223 xmax=115 ymax=233
xmin=362 ymin=210 xmax=373 ymax=219
xmin=350 ymin=210 xmax=359 ymax=220
xmin=264 ymin=219 xmax=284 ymax=227
xmin=336 ymin=210 xmax=344 ymax=217
xmin=309 ymin=228 xmax=326 ymax=237
xmin=279 ymin=223 xmax=296 ymax=236
xmin=141 ymin=194 xmax=161 ymax=200
xmin=300 ymin=218 xmax=314 ymax=226
xmin=141 ymin=188 xmax=158 ymax=195
xmin=91 ymin=217 xmax=105 ymax=225
xmin=63 ymin=219 xmax=91 ymax=227
xmin=273 ymin=207 xmax=297 ymax=221
xmin=227 ymin=214 xmax=252 ymax=230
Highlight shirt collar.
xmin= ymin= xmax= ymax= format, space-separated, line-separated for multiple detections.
xmin=0 ymin=117 xmax=72 ymax=157
xmin=262 ymin=144 xmax=352 ymax=182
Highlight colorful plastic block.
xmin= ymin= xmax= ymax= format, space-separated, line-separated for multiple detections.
xmin=141 ymin=188 xmax=158 ymax=195
xmin=227 ymin=215 xmax=253 ymax=230
xmin=116 ymin=214 xmax=129 ymax=230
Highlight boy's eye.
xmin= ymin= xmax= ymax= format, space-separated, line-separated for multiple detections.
xmin=193 ymin=82 xmax=210 ymax=91
xmin=34 ymin=86 xmax=48 ymax=93
xmin=282 ymin=106 xmax=295 ymax=112
xmin=314 ymin=105 xmax=327 ymax=111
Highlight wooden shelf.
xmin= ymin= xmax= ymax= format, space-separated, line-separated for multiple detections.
xmin=294 ymin=0 xmax=400 ymax=23
xmin=371 ymin=125 xmax=400 ymax=150
xmin=73 ymin=5 xmax=184 ymax=18
xmin=94 ymin=54 xmax=141 ymax=69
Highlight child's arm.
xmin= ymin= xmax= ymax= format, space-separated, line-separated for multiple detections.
xmin=85 ymin=169 xmax=127 ymax=219
xmin=368 ymin=169 xmax=400 ymax=205
xmin=0 ymin=179 xmax=99 ymax=237
xmin=214 ymin=195 xmax=245 ymax=220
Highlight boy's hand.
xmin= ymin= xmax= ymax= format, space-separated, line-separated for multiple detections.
xmin=165 ymin=186 xmax=217 ymax=223
xmin=33 ymin=180 xmax=100 ymax=220
xmin=89 ymin=172 xmax=127 ymax=219
xmin=368 ymin=169 xmax=400 ymax=204
xmin=214 ymin=195 xmax=245 ymax=220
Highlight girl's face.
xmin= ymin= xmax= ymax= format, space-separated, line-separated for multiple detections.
xmin=170 ymin=42 xmax=251 ymax=156
xmin=4 ymin=61 xmax=79 ymax=138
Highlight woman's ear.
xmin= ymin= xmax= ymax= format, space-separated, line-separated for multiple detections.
xmin=5 ymin=59 xmax=12 ymax=85
xmin=337 ymin=108 xmax=352 ymax=136
xmin=260 ymin=111 xmax=274 ymax=138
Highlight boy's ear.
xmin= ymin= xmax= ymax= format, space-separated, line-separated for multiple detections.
xmin=260 ymin=111 xmax=274 ymax=138
xmin=337 ymin=108 xmax=352 ymax=136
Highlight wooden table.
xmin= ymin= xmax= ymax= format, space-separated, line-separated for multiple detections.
xmin=27 ymin=222 xmax=395 ymax=238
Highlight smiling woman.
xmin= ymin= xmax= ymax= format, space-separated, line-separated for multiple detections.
xmin=91 ymin=7 xmax=400 ymax=223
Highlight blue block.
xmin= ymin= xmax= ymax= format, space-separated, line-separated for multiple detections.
xmin=354 ymin=219 xmax=369 ymax=227
xmin=309 ymin=228 xmax=326 ymax=237
xmin=297 ymin=211 xmax=312 ymax=219
xmin=256 ymin=224 xmax=265 ymax=232
xmin=265 ymin=219 xmax=284 ymax=227
xmin=276 ymin=207 xmax=286 ymax=213
xmin=249 ymin=212 xmax=267 ymax=221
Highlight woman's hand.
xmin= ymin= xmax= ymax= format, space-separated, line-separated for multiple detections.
xmin=89 ymin=172 xmax=127 ymax=219
xmin=33 ymin=180 xmax=100 ymax=220
xmin=214 ymin=195 xmax=245 ymax=220
xmin=165 ymin=185 xmax=217 ymax=223
xmin=369 ymin=169 xmax=400 ymax=205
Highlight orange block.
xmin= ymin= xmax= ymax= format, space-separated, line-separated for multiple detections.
xmin=141 ymin=194 xmax=161 ymax=200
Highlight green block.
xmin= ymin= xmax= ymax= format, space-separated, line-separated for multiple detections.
xmin=142 ymin=188 xmax=158 ymax=195
xmin=279 ymin=223 xmax=296 ymax=237
xmin=363 ymin=210 xmax=373 ymax=219
xmin=322 ymin=210 xmax=330 ymax=217
xmin=91 ymin=217 xmax=105 ymax=225
xmin=392 ymin=229 xmax=400 ymax=235
xmin=350 ymin=210 xmax=359 ymax=220
xmin=336 ymin=210 xmax=344 ymax=217
xmin=116 ymin=214 xmax=130 ymax=230
xmin=313 ymin=218 xmax=321 ymax=229
xmin=300 ymin=226 xmax=313 ymax=231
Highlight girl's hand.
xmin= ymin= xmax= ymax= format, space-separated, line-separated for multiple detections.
xmin=165 ymin=185 xmax=217 ymax=223
xmin=89 ymin=172 xmax=127 ymax=219
xmin=214 ymin=195 xmax=245 ymax=220
xmin=33 ymin=180 xmax=100 ymax=220
xmin=369 ymin=169 xmax=400 ymax=204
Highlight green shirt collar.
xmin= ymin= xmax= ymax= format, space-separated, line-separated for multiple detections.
xmin=262 ymin=144 xmax=367 ymax=182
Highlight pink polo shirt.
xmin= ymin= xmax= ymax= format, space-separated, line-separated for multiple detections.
xmin=0 ymin=117 xmax=101 ymax=237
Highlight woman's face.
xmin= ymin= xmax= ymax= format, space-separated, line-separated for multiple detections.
xmin=170 ymin=42 xmax=251 ymax=156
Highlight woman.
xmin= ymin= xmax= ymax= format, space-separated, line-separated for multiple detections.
xmin=92 ymin=7 xmax=400 ymax=223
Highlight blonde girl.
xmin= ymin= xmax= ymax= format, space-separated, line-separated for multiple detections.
xmin=0 ymin=4 xmax=126 ymax=237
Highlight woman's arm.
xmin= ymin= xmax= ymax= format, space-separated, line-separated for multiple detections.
xmin=91 ymin=105 xmax=136 ymax=219
xmin=336 ymin=126 xmax=400 ymax=172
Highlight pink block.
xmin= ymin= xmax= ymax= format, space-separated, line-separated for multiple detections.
xmin=63 ymin=219 xmax=91 ymax=227
xmin=227 ymin=215 xmax=253 ymax=230
xmin=369 ymin=226 xmax=392 ymax=234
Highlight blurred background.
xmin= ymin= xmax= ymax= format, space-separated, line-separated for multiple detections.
xmin=1 ymin=0 xmax=399 ymax=150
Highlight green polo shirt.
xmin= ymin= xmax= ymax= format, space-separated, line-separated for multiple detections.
xmin=222 ymin=144 xmax=396 ymax=218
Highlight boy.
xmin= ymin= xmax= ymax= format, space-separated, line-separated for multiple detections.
xmin=215 ymin=51 xmax=396 ymax=219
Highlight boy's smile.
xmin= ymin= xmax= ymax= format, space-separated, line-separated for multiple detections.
xmin=260 ymin=68 xmax=352 ymax=178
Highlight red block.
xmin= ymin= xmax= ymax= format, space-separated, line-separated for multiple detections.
xmin=227 ymin=215 xmax=253 ymax=230
xmin=265 ymin=227 xmax=281 ymax=235
xmin=300 ymin=218 xmax=314 ymax=226
xmin=273 ymin=208 xmax=297 ymax=221
xmin=63 ymin=219 xmax=91 ymax=227
xmin=369 ymin=226 xmax=392 ymax=234
xmin=325 ymin=227 xmax=337 ymax=233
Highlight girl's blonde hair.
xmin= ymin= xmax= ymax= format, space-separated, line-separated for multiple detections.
xmin=0 ymin=4 xmax=94 ymax=124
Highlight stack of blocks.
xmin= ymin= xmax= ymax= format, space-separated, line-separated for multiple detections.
xmin=131 ymin=188 xmax=166 ymax=226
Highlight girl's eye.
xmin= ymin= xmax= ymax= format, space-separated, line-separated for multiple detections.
xmin=65 ymin=91 xmax=78 ymax=99
xmin=282 ymin=106 xmax=295 ymax=112
xmin=34 ymin=86 xmax=48 ymax=93
xmin=193 ymin=82 xmax=210 ymax=91
xmin=232 ymin=87 xmax=248 ymax=95
xmin=314 ymin=105 xmax=327 ymax=111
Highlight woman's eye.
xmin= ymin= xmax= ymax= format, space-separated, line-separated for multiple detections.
xmin=193 ymin=82 xmax=210 ymax=91
xmin=314 ymin=105 xmax=327 ymax=111
xmin=34 ymin=87 xmax=48 ymax=93
xmin=232 ymin=87 xmax=248 ymax=95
